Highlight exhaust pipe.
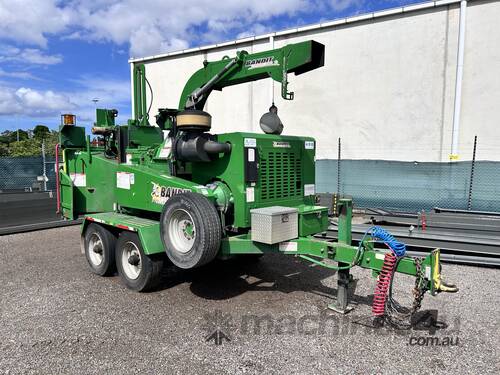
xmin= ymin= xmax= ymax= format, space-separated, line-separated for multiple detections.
xmin=175 ymin=133 xmax=231 ymax=162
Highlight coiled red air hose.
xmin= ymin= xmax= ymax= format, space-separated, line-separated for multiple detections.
xmin=372 ymin=252 xmax=397 ymax=316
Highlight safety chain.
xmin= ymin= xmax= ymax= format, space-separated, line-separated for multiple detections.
xmin=383 ymin=257 xmax=429 ymax=330
xmin=411 ymin=258 xmax=428 ymax=314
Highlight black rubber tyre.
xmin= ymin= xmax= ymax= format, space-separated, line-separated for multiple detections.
xmin=84 ymin=223 xmax=117 ymax=276
xmin=160 ymin=192 xmax=222 ymax=269
xmin=115 ymin=231 xmax=163 ymax=292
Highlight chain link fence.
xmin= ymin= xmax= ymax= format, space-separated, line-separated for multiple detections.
xmin=316 ymin=159 xmax=500 ymax=213
xmin=1 ymin=138 xmax=499 ymax=214
xmin=316 ymin=136 xmax=500 ymax=213
xmin=0 ymin=156 xmax=56 ymax=192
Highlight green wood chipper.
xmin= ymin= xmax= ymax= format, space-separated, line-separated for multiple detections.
xmin=57 ymin=40 xmax=457 ymax=324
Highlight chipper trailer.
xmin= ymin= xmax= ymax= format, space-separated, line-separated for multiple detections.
xmin=57 ymin=40 xmax=457 ymax=324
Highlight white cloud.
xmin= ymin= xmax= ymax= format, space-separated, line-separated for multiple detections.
xmin=0 ymin=0 xmax=365 ymax=58
xmin=237 ymin=24 xmax=274 ymax=39
xmin=0 ymin=45 xmax=63 ymax=65
xmin=65 ymin=76 xmax=132 ymax=121
xmin=0 ymin=0 xmax=315 ymax=57
xmin=128 ymin=25 xmax=189 ymax=57
xmin=0 ymin=75 xmax=131 ymax=119
xmin=0 ymin=86 xmax=76 ymax=116
xmin=0 ymin=68 xmax=38 ymax=80
xmin=69 ymin=0 xmax=313 ymax=57
xmin=329 ymin=0 xmax=362 ymax=11
xmin=16 ymin=88 xmax=74 ymax=111
xmin=16 ymin=49 xmax=63 ymax=65
xmin=0 ymin=1 xmax=72 ymax=47
xmin=70 ymin=75 xmax=131 ymax=110
xmin=0 ymin=0 xmax=364 ymax=120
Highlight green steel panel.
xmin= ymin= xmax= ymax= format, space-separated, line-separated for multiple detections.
xmin=128 ymin=125 xmax=163 ymax=147
xmin=59 ymin=170 xmax=74 ymax=219
xmin=59 ymin=125 xmax=86 ymax=148
xmin=63 ymin=147 xmax=215 ymax=216
xmin=297 ymin=205 xmax=329 ymax=236
xmin=113 ymin=163 xmax=215 ymax=213
xmin=337 ymin=199 xmax=352 ymax=245
xmin=86 ymin=212 xmax=157 ymax=229
xmin=84 ymin=213 xmax=163 ymax=255
xmin=62 ymin=150 xmax=117 ymax=216
xmin=191 ymin=132 xmax=316 ymax=228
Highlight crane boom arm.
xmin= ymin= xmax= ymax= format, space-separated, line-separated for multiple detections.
xmin=178 ymin=40 xmax=324 ymax=110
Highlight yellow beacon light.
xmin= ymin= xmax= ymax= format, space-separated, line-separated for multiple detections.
xmin=61 ymin=114 xmax=76 ymax=126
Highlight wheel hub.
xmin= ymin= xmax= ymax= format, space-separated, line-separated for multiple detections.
xmin=121 ymin=241 xmax=142 ymax=280
xmin=128 ymin=254 xmax=140 ymax=266
xmin=168 ymin=209 xmax=196 ymax=254
xmin=182 ymin=220 xmax=195 ymax=240
xmin=88 ymin=233 xmax=104 ymax=266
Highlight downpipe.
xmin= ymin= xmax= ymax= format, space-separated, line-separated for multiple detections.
xmin=450 ymin=0 xmax=467 ymax=161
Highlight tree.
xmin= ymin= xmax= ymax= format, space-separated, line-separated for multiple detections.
xmin=9 ymin=139 xmax=42 ymax=157
xmin=33 ymin=125 xmax=50 ymax=140
xmin=0 ymin=130 xmax=13 ymax=143
xmin=0 ymin=143 xmax=9 ymax=156
xmin=0 ymin=127 xmax=59 ymax=157
xmin=44 ymin=130 xmax=59 ymax=156
xmin=1 ymin=129 xmax=29 ymax=143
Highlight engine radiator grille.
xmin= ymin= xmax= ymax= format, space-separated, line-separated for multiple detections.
xmin=260 ymin=151 xmax=302 ymax=201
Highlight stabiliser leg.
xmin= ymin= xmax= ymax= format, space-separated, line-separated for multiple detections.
xmin=328 ymin=200 xmax=355 ymax=313
xmin=328 ymin=263 xmax=354 ymax=314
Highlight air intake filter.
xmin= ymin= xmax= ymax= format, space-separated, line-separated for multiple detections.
xmin=176 ymin=109 xmax=212 ymax=131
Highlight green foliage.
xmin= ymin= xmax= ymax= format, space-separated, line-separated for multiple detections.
xmin=9 ymin=139 xmax=42 ymax=157
xmin=0 ymin=129 xmax=29 ymax=143
xmin=0 ymin=143 xmax=9 ymax=156
xmin=0 ymin=128 xmax=59 ymax=157
xmin=33 ymin=125 xmax=50 ymax=140
xmin=44 ymin=131 xmax=59 ymax=157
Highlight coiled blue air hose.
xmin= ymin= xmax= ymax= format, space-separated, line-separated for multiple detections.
xmin=365 ymin=226 xmax=407 ymax=257
xmin=299 ymin=226 xmax=406 ymax=269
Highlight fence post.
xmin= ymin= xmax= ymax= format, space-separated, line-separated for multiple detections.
xmin=42 ymin=140 xmax=47 ymax=191
xmin=467 ymin=135 xmax=477 ymax=211
xmin=331 ymin=137 xmax=342 ymax=216
xmin=337 ymin=137 xmax=341 ymax=195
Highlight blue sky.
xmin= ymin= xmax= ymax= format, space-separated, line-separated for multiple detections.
xmin=0 ymin=0 xmax=424 ymax=132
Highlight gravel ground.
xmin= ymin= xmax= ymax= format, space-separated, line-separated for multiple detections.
xmin=0 ymin=226 xmax=498 ymax=375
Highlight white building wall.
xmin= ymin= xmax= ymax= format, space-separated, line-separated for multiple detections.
xmin=460 ymin=0 xmax=500 ymax=160
xmin=132 ymin=0 xmax=500 ymax=162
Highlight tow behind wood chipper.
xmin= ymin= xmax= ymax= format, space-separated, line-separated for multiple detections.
xmin=57 ymin=40 xmax=457 ymax=326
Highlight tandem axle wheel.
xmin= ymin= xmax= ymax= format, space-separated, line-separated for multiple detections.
xmin=115 ymin=231 xmax=163 ymax=292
